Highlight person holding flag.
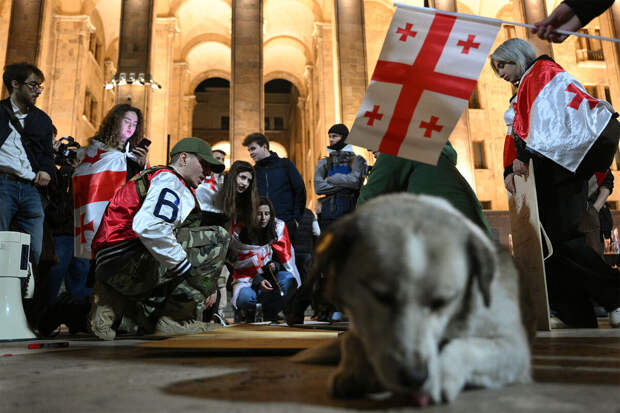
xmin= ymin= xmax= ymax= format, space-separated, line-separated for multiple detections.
xmin=491 ymin=38 xmax=620 ymax=328
xmin=73 ymin=104 xmax=150 ymax=260
xmin=230 ymin=197 xmax=300 ymax=322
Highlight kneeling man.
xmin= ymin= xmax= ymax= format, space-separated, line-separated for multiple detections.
xmin=89 ymin=137 xmax=229 ymax=340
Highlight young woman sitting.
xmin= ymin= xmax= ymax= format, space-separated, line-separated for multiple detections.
xmin=230 ymin=197 xmax=300 ymax=322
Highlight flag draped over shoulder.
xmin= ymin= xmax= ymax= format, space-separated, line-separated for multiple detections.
xmin=229 ymin=219 xmax=300 ymax=308
xmin=348 ymin=6 xmax=500 ymax=164
xmin=507 ymin=58 xmax=614 ymax=172
xmin=73 ymin=141 xmax=127 ymax=258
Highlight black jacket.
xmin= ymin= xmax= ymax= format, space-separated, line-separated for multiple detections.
xmin=254 ymin=151 xmax=306 ymax=222
xmin=0 ymin=98 xmax=55 ymax=178
xmin=563 ymin=0 xmax=614 ymax=27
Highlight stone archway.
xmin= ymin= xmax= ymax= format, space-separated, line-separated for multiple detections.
xmin=192 ymin=77 xmax=230 ymax=148
xmin=264 ymin=78 xmax=300 ymax=160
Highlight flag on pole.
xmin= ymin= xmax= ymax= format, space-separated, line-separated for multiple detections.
xmin=348 ymin=6 xmax=501 ymax=164
xmin=72 ymin=141 xmax=128 ymax=258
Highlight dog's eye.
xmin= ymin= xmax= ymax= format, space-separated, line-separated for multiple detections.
xmin=429 ymin=297 xmax=447 ymax=312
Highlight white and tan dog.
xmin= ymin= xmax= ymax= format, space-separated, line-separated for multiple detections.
xmin=294 ymin=193 xmax=535 ymax=405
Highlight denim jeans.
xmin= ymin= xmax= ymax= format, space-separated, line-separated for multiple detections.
xmin=0 ymin=175 xmax=44 ymax=264
xmin=46 ymin=235 xmax=92 ymax=304
xmin=236 ymin=271 xmax=297 ymax=318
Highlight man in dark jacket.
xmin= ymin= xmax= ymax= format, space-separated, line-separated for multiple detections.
xmin=243 ymin=132 xmax=306 ymax=245
xmin=0 ymin=62 xmax=55 ymax=265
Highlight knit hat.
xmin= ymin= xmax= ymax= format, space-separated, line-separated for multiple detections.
xmin=328 ymin=124 xmax=349 ymax=140
xmin=170 ymin=137 xmax=225 ymax=173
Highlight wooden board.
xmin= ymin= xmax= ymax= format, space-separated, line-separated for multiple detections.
xmin=508 ymin=160 xmax=551 ymax=331
xmin=140 ymin=324 xmax=340 ymax=351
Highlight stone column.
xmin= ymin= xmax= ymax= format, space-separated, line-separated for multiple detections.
xmin=333 ymin=0 xmax=368 ymax=127
xmin=1 ymin=0 xmax=45 ymax=99
xmin=168 ymin=61 xmax=191 ymax=147
xmin=4 ymin=0 xmax=44 ymax=66
xmin=515 ymin=0 xmax=554 ymax=56
xmin=432 ymin=0 xmax=476 ymax=187
xmin=312 ymin=23 xmax=336 ymax=159
xmin=231 ymin=0 xmax=263 ymax=162
xmin=431 ymin=0 xmax=456 ymax=12
xmin=148 ymin=17 xmax=177 ymax=165
xmin=611 ymin=2 xmax=620 ymax=62
xmin=115 ymin=0 xmax=155 ymax=120
xmin=45 ymin=15 xmax=91 ymax=139
xmin=0 ymin=0 xmax=13 ymax=72
xmin=181 ymin=95 xmax=197 ymax=142
xmin=103 ymin=59 xmax=117 ymax=116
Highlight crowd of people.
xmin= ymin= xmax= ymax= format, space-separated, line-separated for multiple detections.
xmin=2 ymin=2 xmax=620 ymax=338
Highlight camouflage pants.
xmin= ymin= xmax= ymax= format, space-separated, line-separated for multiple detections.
xmin=95 ymin=225 xmax=230 ymax=330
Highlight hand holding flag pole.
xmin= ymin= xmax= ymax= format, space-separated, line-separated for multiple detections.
xmin=394 ymin=3 xmax=620 ymax=44
xmin=266 ymin=264 xmax=285 ymax=297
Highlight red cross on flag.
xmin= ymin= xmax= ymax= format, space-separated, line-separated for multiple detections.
xmin=348 ymin=6 xmax=500 ymax=164
xmin=509 ymin=58 xmax=615 ymax=172
xmin=72 ymin=141 xmax=128 ymax=258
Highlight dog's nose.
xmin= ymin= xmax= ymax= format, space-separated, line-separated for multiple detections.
xmin=399 ymin=366 xmax=428 ymax=387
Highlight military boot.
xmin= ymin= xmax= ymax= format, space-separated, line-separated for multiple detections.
xmin=88 ymin=282 xmax=128 ymax=341
xmin=153 ymin=316 xmax=222 ymax=336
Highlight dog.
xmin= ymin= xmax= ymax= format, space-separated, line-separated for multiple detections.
xmin=293 ymin=193 xmax=535 ymax=405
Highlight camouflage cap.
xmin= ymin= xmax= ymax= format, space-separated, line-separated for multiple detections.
xmin=170 ymin=137 xmax=225 ymax=173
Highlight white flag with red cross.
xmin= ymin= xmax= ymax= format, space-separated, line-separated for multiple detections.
xmin=511 ymin=58 xmax=614 ymax=172
xmin=72 ymin=141 xmax=128 ymax=259
xmin=349 ymin=6 xmax=501 ymax=164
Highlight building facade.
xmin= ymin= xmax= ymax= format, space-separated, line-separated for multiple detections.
xmin=2 ymin=0 xmax=619 ymax=210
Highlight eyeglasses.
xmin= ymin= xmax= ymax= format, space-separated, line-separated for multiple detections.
xmin=22 ymin=81 xmax=44 ymax=91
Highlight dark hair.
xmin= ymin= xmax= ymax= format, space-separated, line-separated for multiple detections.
xmin=213 ymin=149 xmax=227 ymax=157
xmin=242 ymin=132 xmax=269 ymax=149
xmin=92 ymin=104 xmax=144 ymax=150
xmin=240 ymin=196 xmax=277 ymax=245
xmin=216 ymin=160 xmax=259 ymax=229
xmin=3 ymin=62 xmax=44 ymax=94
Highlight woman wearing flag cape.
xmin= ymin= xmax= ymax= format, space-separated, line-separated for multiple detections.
xmin=491 ymin=38 xmax=620 ymax=328
xmin=73 ymin=104 xmax=150 ymax=259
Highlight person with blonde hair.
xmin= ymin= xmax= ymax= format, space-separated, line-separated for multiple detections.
xmin=490 ymin=37 xmax=620 ymax=328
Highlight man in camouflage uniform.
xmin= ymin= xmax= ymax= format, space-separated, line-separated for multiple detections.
xmin=88 ymin=137 xmax=230 ymax=340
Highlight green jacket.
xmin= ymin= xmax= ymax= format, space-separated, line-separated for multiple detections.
xmin=357 ymin=142 xmax=490 ymax=233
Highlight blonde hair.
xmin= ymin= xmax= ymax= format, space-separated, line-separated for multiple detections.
xmin=490 ymin=38 xmax=537 ymax=80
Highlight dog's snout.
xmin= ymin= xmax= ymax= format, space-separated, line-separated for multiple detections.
xmin=399 ymin=366 xmax=428 ymax=387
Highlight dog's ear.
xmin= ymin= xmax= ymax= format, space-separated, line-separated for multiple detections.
xmin=311 ymin=217 xmax=358 ymax=304
xmin=467 ymin=232 xmax=497 ymax=307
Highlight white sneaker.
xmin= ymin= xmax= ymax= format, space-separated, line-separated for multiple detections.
xmin=154 ymin=316 xmax=222 ymax=336
xmin=609 ymin=308 xmax=620 ymax=328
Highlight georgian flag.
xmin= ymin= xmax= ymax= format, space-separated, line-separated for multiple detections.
xmin=72 ymin=141 xmax=127 ymax=259
xmin=230 ymin=219 xmax=300 ymax=308
xmin=511 ymin=58 xmax=614 ymax=172
xmin=348 ymin=6 xmax=500 ymax=164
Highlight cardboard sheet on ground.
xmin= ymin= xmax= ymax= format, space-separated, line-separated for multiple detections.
xmin=140 ymin=324 xmax=340 ymax=351
xmin=508 ymin=160 xmax=551 ymax=331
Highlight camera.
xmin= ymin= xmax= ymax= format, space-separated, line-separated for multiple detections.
xmin=54 ymin=136 xmax=80 ymax=166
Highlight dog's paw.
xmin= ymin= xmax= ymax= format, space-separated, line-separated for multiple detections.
xmin=439 ymin=345 xmax=468 ymax=403
xmin=328 ymin=370 xmax=368 ymax=398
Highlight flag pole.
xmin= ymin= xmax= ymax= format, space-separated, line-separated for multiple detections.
xmin=393 ymin=2 xmax=620 ymax=44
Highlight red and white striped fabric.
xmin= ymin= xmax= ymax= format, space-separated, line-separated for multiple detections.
xmin=72 ymin=140 xmax=127 ymax=258
xmin=348 ymin=6 xmax=500 ymax=164
xmin=230 ymin=219 xmax=300 ymax=308
xmin=195 ymin=172 xmax=224 ymax=213
xmin=510 ymin=58 xmax=614 ymax=172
